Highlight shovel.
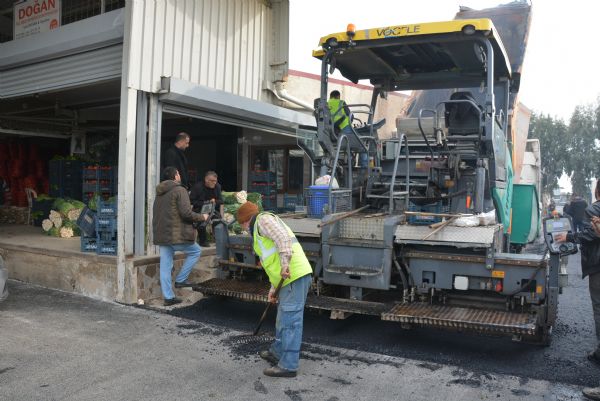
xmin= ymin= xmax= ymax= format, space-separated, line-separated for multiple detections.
xmin=253 ymin=277 xmax=285 ymax=336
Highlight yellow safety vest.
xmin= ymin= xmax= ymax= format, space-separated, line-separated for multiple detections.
xmin=327 ymin=98 xmax=350 ymax=130
xmin=252 ymin=212 xmax=312 ymax=287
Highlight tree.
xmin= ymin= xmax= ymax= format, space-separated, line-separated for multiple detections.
xmin=565 ymin=104 xmax=599 ymax=197
xmin=528 ymin=113 xmax=569 ymax=197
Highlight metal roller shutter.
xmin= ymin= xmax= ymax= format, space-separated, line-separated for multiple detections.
xmin=0 ymin=44 xmax=122 ymax=99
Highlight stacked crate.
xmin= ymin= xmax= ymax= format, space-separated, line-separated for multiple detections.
xmin=95 ymin=199 xmax=117 ymax=255
xmin=249 ymin=171 xmax=277 ymax=210
xmin=78 ymin=207 xmax=97 ymax=253
xmin=49 ymin=159 xmax=84 ymax=200
xmin=82 ymin=165 xmax=117 ymax=202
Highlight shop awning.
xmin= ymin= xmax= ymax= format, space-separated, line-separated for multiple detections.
xmin=159 ymin=77 xmax=315 ymax=136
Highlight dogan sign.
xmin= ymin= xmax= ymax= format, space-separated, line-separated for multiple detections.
xmin=13 ymin=0 xmax=61 ymax=40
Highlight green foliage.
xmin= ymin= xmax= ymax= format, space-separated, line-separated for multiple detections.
xmin=565 ymin=104 xmax=599 ymax=196
xmin=529 ymin=113 xmax=569 ymax=196
xmin=222 ymin=191 xmax=237 ymax=205
xmin=530 ymin=98 xmax=600 ymax=199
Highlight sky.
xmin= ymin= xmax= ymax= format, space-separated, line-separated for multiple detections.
xmin=289 ymin=0 xmax=600 ymax=123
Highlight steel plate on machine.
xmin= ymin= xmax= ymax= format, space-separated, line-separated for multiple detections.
xmin=280 ymin=217 xmax=322 ymax=237
xmin=394 ymin=224 xmax=502 ymax=247
xmin=193 ymin=278 xmax=270 ymax=302
xmin=381 ymin=303 xmax=537 ymax=336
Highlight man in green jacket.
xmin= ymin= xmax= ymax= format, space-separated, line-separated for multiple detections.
xmin=153 ymin=167 xmax=208 ymax=306
xmin=236 ymin=201 xmax=312 ymax=378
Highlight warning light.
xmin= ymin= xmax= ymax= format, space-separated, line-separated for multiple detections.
xmin=494 ymin=281 xmax=503 ymax=292
xmin=347 ymin=23 xmax=356 ymax=38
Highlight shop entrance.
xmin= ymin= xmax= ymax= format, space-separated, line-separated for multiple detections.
xmin=161 ymin=114 xmax=239 ymax=191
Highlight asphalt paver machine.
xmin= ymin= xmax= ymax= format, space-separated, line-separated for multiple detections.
xmin=204 ymin=4 xmax=572 ymax=344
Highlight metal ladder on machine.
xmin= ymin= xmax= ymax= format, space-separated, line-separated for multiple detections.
xmin=365 ymin=134 xmax=410 ymax=213
xmin=325 ymin=122 xmax=372 ymax=212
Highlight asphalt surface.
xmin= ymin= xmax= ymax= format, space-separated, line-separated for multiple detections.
xmin=0 ymin=251 xmax=595 ymax=400
xmin=172 ymin=251 xmax=599 ymax=387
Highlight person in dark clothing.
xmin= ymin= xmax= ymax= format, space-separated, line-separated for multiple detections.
xmin=0 ymin=176 xmax=10 ymax=206
xmin=556 ymin=181 xmax=600 ymax=400
xmin=569 ymin=194 xmax=588 ymax=233
xmin=190 ymin=171 xmax=224 ymax=247
xmin=152 ymin=167 xmax=208 ymax=306
xmin=163 ymin=132 xmax=191 ymax=189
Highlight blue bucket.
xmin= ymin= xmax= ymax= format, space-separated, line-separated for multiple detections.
xmin=307 ymin=185 xmax=330 ymax=218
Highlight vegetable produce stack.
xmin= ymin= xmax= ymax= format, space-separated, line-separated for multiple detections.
xmin=221 ymin=190 xmax=263 ymax=234
xmin=41 ymin=198 xmax=86 ymax=238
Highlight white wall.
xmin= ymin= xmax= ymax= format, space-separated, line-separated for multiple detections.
xmin=126 ymin=0 xmax=279 ymax=102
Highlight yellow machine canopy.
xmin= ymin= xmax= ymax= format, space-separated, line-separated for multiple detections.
xmin=313 ymin=19 xmax=512 ymax=91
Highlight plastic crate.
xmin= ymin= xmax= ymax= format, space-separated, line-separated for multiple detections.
xmin=305 ymin=186 xmax=351 ymax=218
xmin=97 ymin=230 xmax=116 ymax=241
xmin=97 ymin=199 xmax=117 ymax=217
xmin=283 ymin=193 xmax=304 ymax=211
xmin=76 ymin=207 xmax=96 ymax=237
xmin=407 ymin=202 xmax=449 ymax=225
xmin=80 ymin=236 xmax=97 ymax=252
xmin=96 ymin=216 xmax=117 ymax=232
xmin=97 ymin=240 xmax=117 ymax=255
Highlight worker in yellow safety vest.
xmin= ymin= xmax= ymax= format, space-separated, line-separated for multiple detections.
xmin=236 ymin=201 xmax=312 ymax=378
xmin=327 ymin=90 xmax=352 ymax=135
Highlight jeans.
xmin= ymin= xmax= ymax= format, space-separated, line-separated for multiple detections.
xmin=589 ymin=272 xmax=600 ymax=353
xmin=574 ymin=220 xmax=585 ymax=233
xmin=159 ymin=243 xmax=202 ymax=300
xmin=269 ymin=274 xmax=311 ymax=371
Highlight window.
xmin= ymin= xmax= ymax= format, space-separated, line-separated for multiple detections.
xmin=251 ymin=146 xmax=305 ymax=194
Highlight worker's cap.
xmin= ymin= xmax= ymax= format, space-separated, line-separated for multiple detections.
xmin=237 ymin=201 xmax=259 ymax=224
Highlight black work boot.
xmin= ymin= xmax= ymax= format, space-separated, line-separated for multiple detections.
xmin=588 ymin=351 xmax=600 ymax=367
xmin=583 ymin=386 xmax=600 ymax=400
xmin=259 ymin=350 xmax=279 ymax=365
xmin=263 ymin=366 xmax=296 ymax=378
xmin=164 ymin=297 xmax=182 ymax=306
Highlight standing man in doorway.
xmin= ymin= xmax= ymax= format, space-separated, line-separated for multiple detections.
xmin=163 ymin=132 xmax=191 ymax=189
xmin=236 ymin=202 xmax=312 ymax=378
xmin=153 ymin=167 xmax=208 ymax=306
xmin=190 ymin=171 xmax=224 ymax=247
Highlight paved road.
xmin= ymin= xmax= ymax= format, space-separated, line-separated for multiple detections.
xmin=0 ymin=252 xmax=595 ymax=401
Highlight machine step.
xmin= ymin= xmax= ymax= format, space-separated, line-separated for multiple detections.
xmin=381 ymin=303 xmax=537 ymax=336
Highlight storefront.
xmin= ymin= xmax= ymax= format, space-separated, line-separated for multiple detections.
xmin=0 ymin=0 xmax=316 ymax=304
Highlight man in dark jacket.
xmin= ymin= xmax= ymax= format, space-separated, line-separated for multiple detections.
xmin=569 ymin=194 xmax=588 ymax=233
xmin=163 ymin=132 xmax=191 ymax=189
xmin=557 ymin=181 xmax=600 ymax=400
xmin=190 ymin=171 xmax=224 ymax=247
xmin=153 ymin=167 xmax=208 ymax=306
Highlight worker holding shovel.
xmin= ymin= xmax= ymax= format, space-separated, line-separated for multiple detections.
xmin=236 ymin=202 xmax=312 ymax=378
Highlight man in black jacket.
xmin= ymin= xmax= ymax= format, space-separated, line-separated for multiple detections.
xmin=190 ymin=171 xmax=224 ymax=247
xmin=557 ymin=181 xmax=600 ymax=400
xmin=163 ymin=132 xmax=191 ymax=189
xmin=569 ymin=194 xmax=588 ymax=233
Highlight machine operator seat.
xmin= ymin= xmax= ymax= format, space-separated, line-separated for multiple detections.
xmin=354 ymin=118 xmax=386 ymax=136
xmin=444 ymin=91 xmax=482 ymax=136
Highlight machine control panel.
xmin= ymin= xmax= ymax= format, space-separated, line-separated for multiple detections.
xmin=543 ymin=216 xmax=578 ymax=255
